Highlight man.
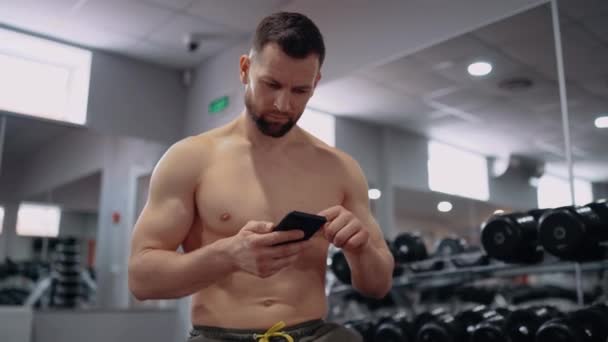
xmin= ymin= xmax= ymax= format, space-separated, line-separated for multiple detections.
xmin=128 ymin=12 xmax=394 ymax=342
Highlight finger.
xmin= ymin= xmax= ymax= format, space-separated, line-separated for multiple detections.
xmin=253 ymin=229 xmax=305 ymax=247
xmin=244 ymin=221 xmax=274 ymax=234
xmin=318 ymin=206 xmax=342 ymax=221
xmin=344 ymin=230 xmax=370 ymax=251
xmin=268 ymin=240 xmax=312 ymax=259
xmin=333 ymin=222 xmax=360 ymax=248
xmin=324 ymin=212 xmax=351 ymax=241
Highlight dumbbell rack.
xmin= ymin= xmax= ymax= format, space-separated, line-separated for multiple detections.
xmin=328 ymin=257 xmax=608 ymax=296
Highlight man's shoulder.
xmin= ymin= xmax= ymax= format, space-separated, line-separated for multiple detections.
xmin=306 ymin=139 xmax=361 ymax=175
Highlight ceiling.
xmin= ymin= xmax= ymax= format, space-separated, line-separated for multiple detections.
xmin=0 ymin=0 xmax=292 ymax=69
xmin=0 ymin=0 xmax=606 ymax=187
xmin=309 ymin=1 xmax=608 ymax=182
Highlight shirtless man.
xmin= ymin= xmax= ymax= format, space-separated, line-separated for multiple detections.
xmin=128 ymin=12 xmax=394 ymax=342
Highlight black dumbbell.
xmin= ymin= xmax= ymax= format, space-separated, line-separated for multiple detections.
xmin=536 ymin=303 xmax=608 ymax=342
xmin=330 ymin=251 xmax=351 ymax=284
xmin=392 ymin=233 xmax=428 ymax=263
xmin=481 ymin=209 xmax=546 ymax=264
xmin=538 ymin=199 xmax=608 ymax=261
xmin=504 ymin=306 xmax=563 ymax=342
xmin=470 ymin=308 xmax=512 ymax=342
xmin=374 ymin=312 xmax=413 ymax=342
xmin=417 ymin=305 xmax=501 ymax=342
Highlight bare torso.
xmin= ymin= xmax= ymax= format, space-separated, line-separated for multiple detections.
xmin=181 ymin=122 xmax=345 ymax=329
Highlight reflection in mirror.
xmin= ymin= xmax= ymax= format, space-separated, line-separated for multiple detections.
xmin=555 ymin=0 xmax=608 ymax=204
xmin=310 ymin=4 xmax=564 ymax=249
xmin=0 ymin=114 xmax=99 ymax=309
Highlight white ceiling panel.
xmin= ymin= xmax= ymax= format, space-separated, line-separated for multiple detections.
xmin=412 ymin=35 xmax=493 ymax=69
xmin=146 ymin=13 xmax=239 ymax=50
xmin=126 ymin=39 xmax=222 ymax=68
xmin=431 ymin=87 xmax=503 ymax=112
xmin=0 ymin=0 xmax=81 ymax=36
xmin=71 ymin=0 xmax=174 ymax=38
xmin=310 ymin=76 xmax=423 ymax=117
xmin=473 ymin=4 xmax=553 ymax=44
xmin=558 ymin=0 xmax=608 ymax=20
xmin=581 ymin=14 xmax=608 ymax=42
xmin=187 ymin=0 xmax=289 ymax=32
xmin=138 ymin=0 xmax=195 ymax=11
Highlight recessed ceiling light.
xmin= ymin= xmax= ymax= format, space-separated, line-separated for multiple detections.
xmin=468 ymin=61 xmax=492 ymax=76
xmin=595 ymin=116 xmax=608 ymax=128
xmin=368 ymin=188 xmax=382 ymax=200
xmin=437 ymin=201 xmax=453 ymax=212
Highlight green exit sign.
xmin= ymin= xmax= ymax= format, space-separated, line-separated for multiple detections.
xmin=208 ymin=95 xmax=229 ymax=114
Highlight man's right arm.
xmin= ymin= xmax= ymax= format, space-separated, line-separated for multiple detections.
xmin=128 ymin=138 xmax=235 ymax=300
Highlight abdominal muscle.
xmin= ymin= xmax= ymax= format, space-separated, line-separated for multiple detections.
xmin=190 ymin=243 xmax=330 ymax=329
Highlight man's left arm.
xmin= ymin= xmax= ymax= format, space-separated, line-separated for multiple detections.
xmin=319 ymin=155 xmax=395 ymax=299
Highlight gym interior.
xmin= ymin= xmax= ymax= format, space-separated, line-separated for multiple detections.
xmin=1 ymin=0 xmax=608 ymax=341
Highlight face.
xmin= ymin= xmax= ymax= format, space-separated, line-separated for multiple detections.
xmin=240 ymin=43 xmax=321 ymax=138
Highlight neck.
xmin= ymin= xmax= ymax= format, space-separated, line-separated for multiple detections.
xmin=236 ymin=111 xmax=299 ymax=152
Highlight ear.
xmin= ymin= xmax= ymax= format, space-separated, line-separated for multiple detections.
xmin=311 ymin=72 xmax=322 ymax=96
xmin=239 ymin=54 xmax=250 ymax=85
xmin=313 ymin=72 xmax=322 ymax=88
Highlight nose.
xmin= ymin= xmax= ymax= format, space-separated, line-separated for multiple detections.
xmin=274 ymin=90 xmax=292 ymax=113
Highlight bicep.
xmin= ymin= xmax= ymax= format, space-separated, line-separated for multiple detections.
xmin=130 ymin=141 xmax=200 ymax=256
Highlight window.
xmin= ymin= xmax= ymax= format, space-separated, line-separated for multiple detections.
xmin=16 ymin=202 xmax=61 ymax=237
xmin=298 ymin=108 xmax=335 ymax=147
xmin=537 ymin=174 xmax=593 ymax=209
xmin=0 ymin=206 xmax=4 ymax=235
xmin=0 ymin=28 xmax=91 ymax=125
xmin=428 ymin=141 xmax=490 ymax=201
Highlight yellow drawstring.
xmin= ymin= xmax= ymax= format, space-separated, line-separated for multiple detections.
xmin=253 ymin=321 xmax=294 ymax=342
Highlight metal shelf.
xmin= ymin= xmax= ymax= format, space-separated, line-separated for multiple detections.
xmin=329 ymin=259 xmax=608 ymax=296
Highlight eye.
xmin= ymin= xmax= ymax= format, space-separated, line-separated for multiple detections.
xmin=265 ymin=81 xmax=280 ymax=89
xmin=293 ymin=89 xmax=309 ymax=95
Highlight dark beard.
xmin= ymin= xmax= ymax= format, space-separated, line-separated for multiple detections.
xmin=245 ymin=92 xmax=297 ymax=138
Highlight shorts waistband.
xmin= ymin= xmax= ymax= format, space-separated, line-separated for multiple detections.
xmin=190 ymin=319 xmax=324 ymax=341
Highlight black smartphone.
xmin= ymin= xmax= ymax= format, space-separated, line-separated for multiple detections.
xmin=273 ymin=211 xmax=328 ymax=245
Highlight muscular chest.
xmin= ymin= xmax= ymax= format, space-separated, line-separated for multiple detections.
xmin=195 ymin=152 xmax=343 ymax=239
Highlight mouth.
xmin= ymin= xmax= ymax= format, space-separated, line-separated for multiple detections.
xmin=266 ymin=113 xmax=288 ymax=121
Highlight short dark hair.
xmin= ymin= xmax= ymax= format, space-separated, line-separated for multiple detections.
xmin=252 ymin=12 xmax=325 ymax=67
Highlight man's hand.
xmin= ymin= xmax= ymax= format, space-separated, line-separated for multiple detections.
xmin=225 ymin=221 xmax=313 ymax=278
xmin=319 ymin=205 xmax=370 ymax=253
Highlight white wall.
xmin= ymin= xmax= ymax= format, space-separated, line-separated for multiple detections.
xmin=87 ymin=52 xmax=187 ymax=144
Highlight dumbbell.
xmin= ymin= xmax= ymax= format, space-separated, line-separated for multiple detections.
xmin=392 ymin=233 xmax=429 ymax=263
xmin=417 ymin=305 xmax=501 ymax=342
xmin=536 ymin=303 xmax=608 ymax=342
xmin=344 ymin=319 xmax=375 ymax=342
xmin=330 ymin=251 xmax=351 ymax=284
xmin=374 ymin=312 xmax=413 ymax=342
xmin=538 ymin=199 xmax=608 ymax=261
xmin=504 ymin=306 xmax=562 ymax=342
xmin=481 ymin=209 xmax=546 ymax=264
xmin=470 ymin=308 xmax=512 ymax=342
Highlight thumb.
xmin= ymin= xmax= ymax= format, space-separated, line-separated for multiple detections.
xmin=244 ymin=221 xmax=274 ymax=234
